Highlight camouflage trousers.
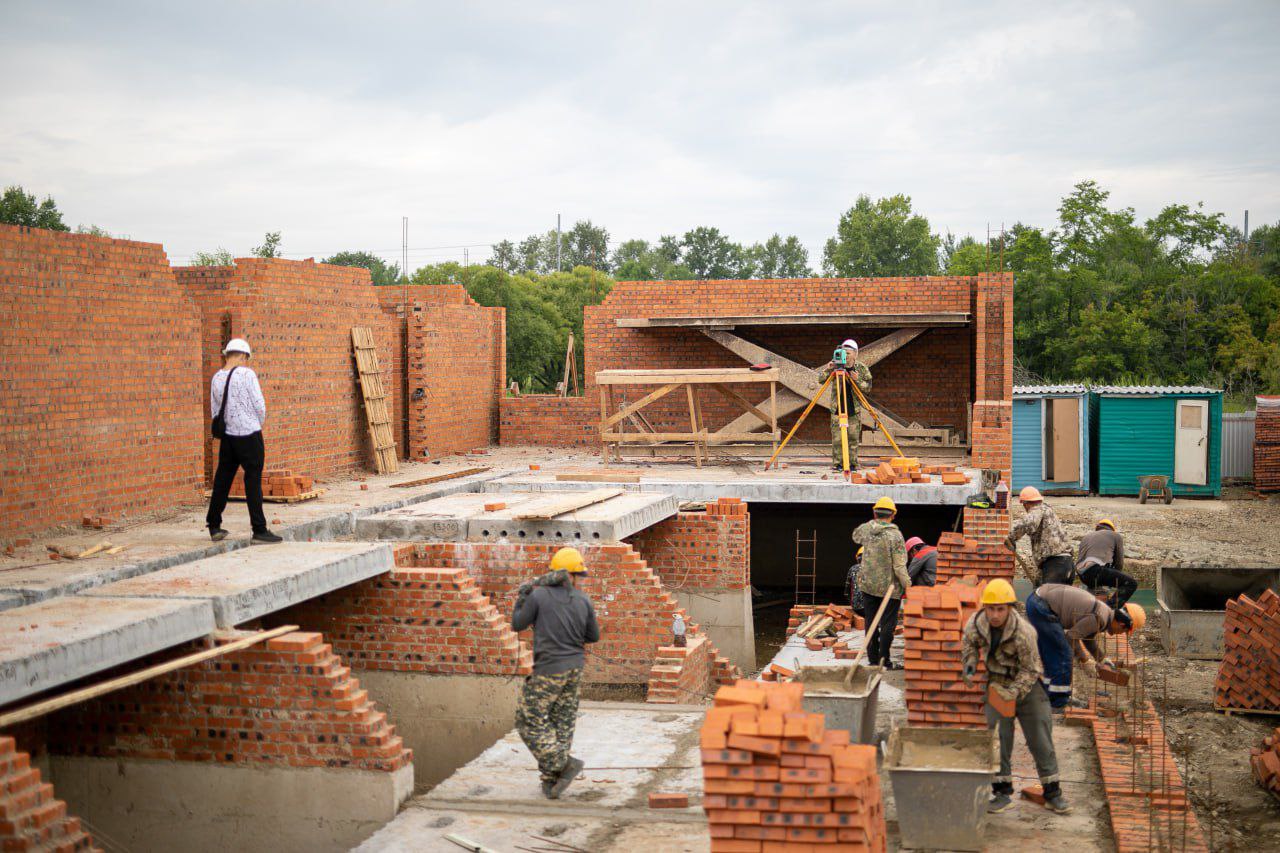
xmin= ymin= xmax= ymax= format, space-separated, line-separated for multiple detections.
xmin=830 ymin=410 xmax=861 ymax=467
xmin=515 ymin=667 xmax=583 ymax=784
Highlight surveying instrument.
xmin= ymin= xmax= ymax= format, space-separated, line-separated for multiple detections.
xmin=764 ymin=346 xmax=905 ymax=474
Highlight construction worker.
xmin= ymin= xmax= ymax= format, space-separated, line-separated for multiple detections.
xmin=1025 ymin=582 xmax=1146 ymax=710
xmin=818 ymin=339 xmax=871 ymax=470
xmin=512 ymin=547 xmax=601 ymax=799
xmin=962 ymin=579 xmax=1070 ymax=815
xmin=1076 ymin=519 xmax=1138 ymax=609
xmin=905 ymin=536 xmax=937 ymax=587
xmin=852 ymin=497 xmax=910 ymax=669
xmin=1004 ymin=486 xmax=1074 ymax=585
xmin=845 ymin=547 xmax=866 ymax=614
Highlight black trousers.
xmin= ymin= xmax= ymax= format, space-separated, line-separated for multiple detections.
xmin=206 ymin=431 xmax=267 ymax=533
xmin=861 ymin=593 xmax=901 ymax=666
xmin=1079 ymin=563 xmax=1139 ymax=609
xmin=1039 ymin=554 xmax=1076 ymax=585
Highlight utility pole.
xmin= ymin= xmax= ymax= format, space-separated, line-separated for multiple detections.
xmin=401 ymin=216 xmax=408 ymax=282
xmin=556 ymin=213 xmax=562 ymax=271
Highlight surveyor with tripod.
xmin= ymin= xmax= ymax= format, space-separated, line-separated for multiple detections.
xmin=817 ymin=339 xmax=871 ymax=470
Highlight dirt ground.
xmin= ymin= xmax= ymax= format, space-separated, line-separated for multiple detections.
xmin=1014 ymin=490 xmax=1280 ymax=849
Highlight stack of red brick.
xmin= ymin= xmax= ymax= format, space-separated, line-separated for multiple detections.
xmin=229 ymin=468 xmax=314 ymax=499
xmin=1215 ymin=589 xmax=1280 ymax=711
xmin=902 ymin=582 xmax=986 ymax=728
xmin=934 ymin=531 xmax=1014 ymax=585
xmin=1250 ymin=727 xmax=1280 ymax=801
xmin=0 ymin=736 xmax=98 ymax=852
xmin=701 ymin=681 xmax=887 ymax=852
xmin=648 ymin=635 xmax=739 ymax=703
xmin=1256 ymin=396 xmax=1280 ymax=493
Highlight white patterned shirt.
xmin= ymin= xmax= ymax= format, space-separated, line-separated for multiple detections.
xmin=210 ymin=366 xmax=267 ymax=436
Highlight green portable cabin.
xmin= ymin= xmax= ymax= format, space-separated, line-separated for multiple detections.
xmin=1089 ymin=386 xmax=1223 ymax=497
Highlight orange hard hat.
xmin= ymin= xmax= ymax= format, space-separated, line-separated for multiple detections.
xmin=1018 ymin=485 xmax=1043 ymax=503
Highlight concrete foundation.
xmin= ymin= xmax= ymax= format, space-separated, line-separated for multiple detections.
xmin=356 ymin=670 xmax=522 ymax=792
xmin=80 ymin=542 xmax=394 ymax=627
xmin=0 ymin=595 xmax=216 ymax=705
xmin=50 ymin=755 xmax=412 ymax=853
xmin=671 ymin=587 xmax=754 ymax=672
xmin=356 ymin=490 xmax=679 ymax=543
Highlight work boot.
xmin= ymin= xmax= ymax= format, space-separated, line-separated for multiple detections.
xmin=1043 ymin=783 xmax=1071 ymax=814
xmin=251 ymin=529 xmax=283 ymax=544
xmin=549 ymin=757 xmax=585 ymax=799
xmin=987 ymin=792 xmax=1014 ymax=813
xmin=541 ymin=780 xmax=555 ymax=799
xmin=209 ymin=528 xmax=229 ymax=542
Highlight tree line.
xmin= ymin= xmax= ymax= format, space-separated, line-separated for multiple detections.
xmin=5 ymin=182 xmax=1278 ymax=398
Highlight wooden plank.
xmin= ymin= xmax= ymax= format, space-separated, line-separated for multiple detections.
xmin=600 ymin=432 xmax=781 ymax=444
xmin=554 ymin=471 xmax=645 ymax=483
xmin=203 ymin=489 xmax=326 ymax=504
xmin=511 ymin=488 xmax=625 ymax=520
xmin=603 ymin=383 xmax=681 ymax=428
xmin=389 ymin=466 xmax=491 ymax=489
xmin=595 ymin=368 xmax=779 ymax=385
xmin=616 ymin=313 xmax=970 ymax=329
xmin=687 ymin=384 xmax=702 ymax=468
xmin=351 ymin=326 xmax=399 ymax=475
xmin=0 ymin=625 xmax=299 ymax=729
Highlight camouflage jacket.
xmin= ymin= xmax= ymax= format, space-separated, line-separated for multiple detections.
xmin=1008 ymin=503 xmax=1072 ymax=566
xmin=852 ymin=520 xmax=910 ymax=599
xmin=819 ymin=360 xmax=871 ymax=412
xmin=961 ymin=609 xmax=1043 ymax=701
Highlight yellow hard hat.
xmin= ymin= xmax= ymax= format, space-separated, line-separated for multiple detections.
xmin=873 ymin=496 xmax=897 ymax=513
xmin=550 ymin=547 xmax=587 ymax=574
xmin=1018 ymin=485 xmax=1043 ymax=502
xmin=856 ymin=546 xmax=865 ymax=559
xmin=980 ymin=578 xmax=1017 ymax=606
xmin=1097 ymin=518 xmax=1117 ymax=531
xmin=1122 ymin=602 xmax=1146 ymax=633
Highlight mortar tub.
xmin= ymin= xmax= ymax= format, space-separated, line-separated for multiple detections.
xmin=794 ymin=664 xmax=882 ymax=745
xmin=1157 ymin=566 xmax=1280 ymax=659
xmin=885 ymin=725 xmax=998 ymax=852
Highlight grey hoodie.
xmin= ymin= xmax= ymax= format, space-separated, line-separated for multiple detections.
xmin=512 ymin=570 xmax=601 ymax=675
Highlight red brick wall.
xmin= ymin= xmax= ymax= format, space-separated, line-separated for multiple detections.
xmin=269 ymin=566 xmax=532 ymax=676
xmin=0 ymin=736 xmax=96 ymax=852
xmin=627 ymin=498 xmax=750 ymax=590
xmin=935 ymin=531 xmax=1014 ymax=585
xmin=500 ymin=395 xmax=599 ymax=447
xmin=0 ymin=225 xmax=204 ymax=542
xmin=1255 ymin=400 xmax=1280 ymax=492
xmin=971 ymin=273 xmax=1014 ymax=477
xmin=49 ymin=631 xmax=410 ymax=773
xmin=394 ymin=541 xmax=729 ymax=687
xmin=408 ymin=304 xmax=505 ymax=459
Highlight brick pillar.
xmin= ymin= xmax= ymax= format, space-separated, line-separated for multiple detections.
xmin=0 ymin=737 xmax=97 ymax=852
xmin=902 ymin=582 xmax=986 ymax=728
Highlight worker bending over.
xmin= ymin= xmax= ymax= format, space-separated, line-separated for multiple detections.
xmin=962 ymin=579 xmax=1069 ymax=815
xmin=1025 ymin=582 xmax=1145 ymax=709
xmin=1004 ymin=486 xmax=1074 ymax=585
xmin=905 ymin=536 xmax=937 ymax=587
xmin=818 ymin=339 xmax=872 ymax=470
xmin=1076 ymin=519 xmax=1138 ymax=608
xmin=852 ymin=497 xmax=911 ymax=669
xmin=512 ymin=547 xmax=601 ymax=799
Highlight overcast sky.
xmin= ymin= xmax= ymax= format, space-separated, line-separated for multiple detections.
xmin=2 ymin=1 xmax=1277 ymax=269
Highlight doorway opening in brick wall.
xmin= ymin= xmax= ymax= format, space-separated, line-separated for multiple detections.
xmin=747 ymin=502 xmax=963 ymax=671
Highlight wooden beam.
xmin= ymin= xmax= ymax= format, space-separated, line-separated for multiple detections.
xmin=511 ymin=489 xmax=625 ymax=520
xmin=0 ymin=625 xmax=300 ymax=729
xmin=595 ymin=368 xmax=779 ymax=385
xmin=555 ymin=471 xmax=643 ymax=483
xmin=616 ymin=313 xmax=970 ymax=329
xmin=600 ymin=432 xmax=782 ymax=444
xmin=390 ymin=467 xmax=491 ymax=488
xmin=708 ymin=382 xmax=774 ymax=428
xmin=603 ymin=383 xmax=680 ymax=429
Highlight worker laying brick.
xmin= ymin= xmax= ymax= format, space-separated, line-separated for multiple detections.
xmin=1004 ymin=486 xmax=1072 ymax=584
xmin=962 ymin=579 xmax=1070 ymax=815
xmin=852 ymin=496 xmax=910 ymax=669
xmin=905 ymin=536 xmax=937 ymax=587
xmin=206 ymin=338 xmax=282 ymax=545
xmin=1075 ymin=518 xmax=1138 ymax=609
xmin=1025 ymin=582 xmax=1146 ymax=710
xmin=817 ymin=338 xmax=872 ymax=470
xmin=512 ymin=546 xmax=601 ymax=799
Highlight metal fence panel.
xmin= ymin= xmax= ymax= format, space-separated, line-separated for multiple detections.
xmin=1222 ymin=411 xmax=1256 ymax=480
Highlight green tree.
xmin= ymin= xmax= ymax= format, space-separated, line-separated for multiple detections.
xmin=747 ymin=234 xmax=812 ymax=278
xmin=611 ymin=237 xmax=695 ymax=280
xmin=75 ymin=224 xmax=113 ymax=237
xmin=252 ymin=231 xmax=282 ymax=258
xmin=0 ymin=186 xmax=69 ymax=231
xmin=823 ymin=194 xmax=940 ymax=276
xmin=681 ymin=226 xmax=752 ymax=279
xmin=323 ymin=251 xmax=401 ymax=286
xmin=410 ymin=261 xmax=466 ymax=285
xmin=191 ymin=248 xmax=234 ymax=266
xmin=488 ymin=239 xmax=519 ymax=273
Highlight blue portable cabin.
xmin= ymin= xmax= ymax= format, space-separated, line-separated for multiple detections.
xmin=1089 ymin=386 xmax=1223 ymax=497
xmin=1012 ymin=385 xmax=1091 ymax=495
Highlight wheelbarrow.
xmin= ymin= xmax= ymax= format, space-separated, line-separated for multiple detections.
xmin=1138 ymin=475 xmax=1173 ymax=504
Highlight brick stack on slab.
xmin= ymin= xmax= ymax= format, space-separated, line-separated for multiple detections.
xmin=229 ymin=468 xmax=314 ymax=499
xmin=700 ymin=681 xmax=887 ymax=852
xmin=934 ymin=531 xmax=1014 ymax=585
xmin=1250 ymin=727 xmax=1280 ymax=801
xmin=901 ymin=582 xmax=986 ymax=728
xmin=1216 ymin=589 xmax=1280 ymax=711
xmin=1256 ymin=396 xmax=1280 ymax=493
xmin=648 ymin=634 xmax=738 ymax=703
xmin=0 ymin=736 xmax=97 ymax=852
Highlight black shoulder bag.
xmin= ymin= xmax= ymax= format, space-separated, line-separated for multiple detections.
xmin=211 ymin=366 xmax=239 ymax=439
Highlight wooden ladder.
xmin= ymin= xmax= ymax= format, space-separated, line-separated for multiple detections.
xmin=795 ymin=529 xmax=818 ymax=606
xmin=351 ymin=327 xmax=399 ymax=475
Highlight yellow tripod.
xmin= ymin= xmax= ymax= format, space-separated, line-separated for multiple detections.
xmin=764 ymin=369 xmax=905 ymax=472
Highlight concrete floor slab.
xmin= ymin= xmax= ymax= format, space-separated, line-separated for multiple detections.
xmin=0 ymin=595 xmax=216 ymax=706
xmin=356 ymin=490 xmax=679 ymax=543
xmin=79 ymin=542 xmax=393 ymax=628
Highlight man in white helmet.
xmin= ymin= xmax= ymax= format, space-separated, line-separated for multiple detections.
xmin=817 ymin=339 xmax=872 ymax=469
xmin=206 ymin=339 xmax=281 ymax=544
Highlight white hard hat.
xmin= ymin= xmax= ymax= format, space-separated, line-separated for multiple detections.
xmin=841 ymin=339 xmax=858 ymax=350
xmin=223 ymin=338 xmax=251 ymax=356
